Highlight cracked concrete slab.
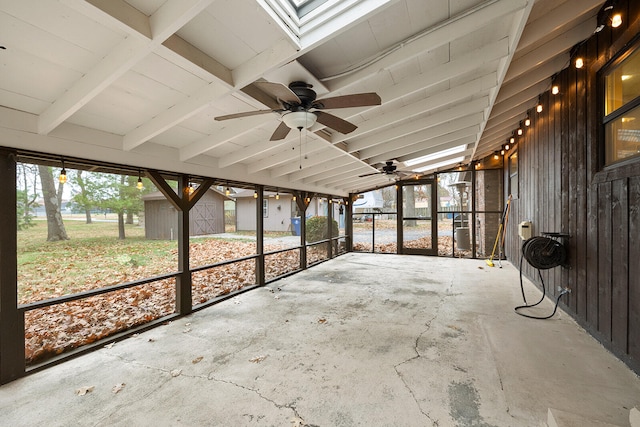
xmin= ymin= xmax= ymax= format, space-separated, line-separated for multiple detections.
xmin=1 ymin=253 xmax=639 ymax=426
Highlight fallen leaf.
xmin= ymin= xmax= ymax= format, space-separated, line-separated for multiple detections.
xmin=104 ymin=342 xmax=115 ymax=349
xmin=274 ymin=295 xmax=280 ymax=300
xmin=183 ymin=327 xmax=192 ymax=333
xmin=170 ymin=369 xmax=182 ymax=377
xmin=192 ymin=356 xmax=203 ymax=364
xmin=291 ymin=416 xmax=305 ymax=427
xmin=148 ymin=338 xmax=156 ymax=342
xmin=318 ymin=317 xmax=327 ymax=324
xmin=249 ymin=355 xmax=267 ymax=363
xmin=75 ymin=386 xmax=95 ymax=396
xmin=112 ymin=383 xmax=125 ymax=394
xmin=185 ymin=322 xmax=191 ymax=326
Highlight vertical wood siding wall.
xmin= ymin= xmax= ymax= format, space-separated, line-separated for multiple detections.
xmin=504 ymin=0 xmax=640 ymax=373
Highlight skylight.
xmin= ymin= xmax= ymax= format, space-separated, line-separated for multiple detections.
xmin=258 ymin=0 xmax=390 ymax=47
xmin=412 ymin=156 xmax=466 ymax=173
xmin=288 ymin=0 xmax=329 ymax=17
xmin=404 ymin=145 xmax=468 ymax=167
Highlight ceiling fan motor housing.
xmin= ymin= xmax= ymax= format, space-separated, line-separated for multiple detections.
xmin=288 ymin=81 xmax=316 ymax=109
xmin=383 ymin=161 xmax=397 ymax=173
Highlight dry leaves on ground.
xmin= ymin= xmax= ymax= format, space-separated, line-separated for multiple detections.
xmin=24 ymin=239 xmax=302 ymax=366
xmin=75 ymin=386 xmax=95 ymax=396
xmin=111 ymin=383 xmax=125 ymax=394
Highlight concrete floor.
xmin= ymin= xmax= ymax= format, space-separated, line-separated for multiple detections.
xmin=1 ymin=253 xmax=639 ymax=427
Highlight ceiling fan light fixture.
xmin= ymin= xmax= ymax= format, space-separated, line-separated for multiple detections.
xmin=282 ymin=111 xmax=317 ymax=130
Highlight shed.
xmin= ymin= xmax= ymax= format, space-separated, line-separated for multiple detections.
xmin=142 ymin=187 xmax=229 ymax=239
xmin=233 ymin=190 xmax=340 ymax=232
xmin=233 ymin=190 xmax=297 ymax=233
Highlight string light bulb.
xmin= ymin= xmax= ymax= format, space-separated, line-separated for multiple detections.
xmin=225 ymin=186 xmax=230 ymax=196
xmin=611 ymin=13 xmax=622 ymax=28
xmin=524 ymin=116 xmax=531 ymax=127
xmin=292 ymin=195 xmax=297 ymax=202
xmin=537 ymin=102 xmax=543 ymax=113
xmin=253 ymin=190 xmax=258 ymax=199
xmin=275 ymin=191 xmax=280 ymax=200
xmin=186 ymin=182 xmax=195 ymax=195
xmin=59 ymin=160 xmax=67 ymax=184
xmin=493 ymin=152 xmax=500 ymax=160
xmin=136 ymin=171 xmax=144 ymax=190
xmin=575 ymin=57 xmax=584 ymax=69
xmin=552 ymin=85 xmax=559 ymax=95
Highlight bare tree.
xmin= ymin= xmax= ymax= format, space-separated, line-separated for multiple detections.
xmin=74 ymin=170 xmax=93 ymax=224
xmin=38 ymin=165 xmax=69 ymax=241
xmin=16 ymin=163 xmax=39 ymax=229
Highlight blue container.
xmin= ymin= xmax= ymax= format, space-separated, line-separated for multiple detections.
xmin=291 ymin=217 xmax=301 ymax=236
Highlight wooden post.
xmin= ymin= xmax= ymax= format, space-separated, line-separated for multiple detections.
xmin=256 ymin=186 xmax=265 ymax=285
xmin=397 ymin=185 xmax=404 ymax=255
xmin=345 ymin=196 xmax=353 ymax=252
xmin=294 ymin=191 xmax=309 ymax=268
xmin=176 ymin=175 xmax=191 ymax=315
xmin=0 ymin=149 xmax=24 ymax=384
xmin=327 ymin=196 xmax=333 ymax=258
xmin=146 ymin=171 xmax=214 ymax=315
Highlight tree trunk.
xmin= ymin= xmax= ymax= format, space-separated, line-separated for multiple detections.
xmin=126 ymin=211 xmax=134 ymax=225
xmin=118 ymin=175 xmax=126 ymax=239
xmin=76 ymin=170 xmax=92 ymax=224
xmin=117 ymin=212 xmax=125 ymax=240
xmin=38 ymin=165 xmax=69 ymax=241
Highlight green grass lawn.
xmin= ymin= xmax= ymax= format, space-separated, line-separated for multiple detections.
xmin=17 ymin=220 xmax=177 ymax=303
xmin=17 ymin=219 xmax=303 ymax=304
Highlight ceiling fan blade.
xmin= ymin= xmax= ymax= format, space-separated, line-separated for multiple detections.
xmin=215 ymin=109 xmax=275 ymax=121
xmin=358 ymin=171 xmax=382 ymax=178
xmin=314 ymin=111 xmax=357 ymax=134
xmin=255 ymin=82 xmax=301 ymax=104
xmin=314 ymin=93 xmax=381 ymax=109
xmin=270 ymin=121 xmax=291 ymax=141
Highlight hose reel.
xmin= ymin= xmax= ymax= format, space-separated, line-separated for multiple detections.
xmin=522 ymin=236 xmax=567 ymax=270
xmin=515 ymin=233 xmax=569 ymax=319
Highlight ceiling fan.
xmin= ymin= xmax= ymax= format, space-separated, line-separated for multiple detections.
xmin=359 ymin=160 xmax=414 ymax=178
xmin=214 ymin=81 xmax=381 ymax=141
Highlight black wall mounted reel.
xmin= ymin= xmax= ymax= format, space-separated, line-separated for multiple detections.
xmin=515 ymin=233 xmax=569 ymax=319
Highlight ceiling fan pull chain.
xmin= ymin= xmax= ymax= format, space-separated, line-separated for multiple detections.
xmin=299 ymin=129 xmax=302 ymax=169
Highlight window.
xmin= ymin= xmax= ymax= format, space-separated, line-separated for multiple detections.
xmin=603 ymin=41 xmax=640 ymax=166
xmin=263 ymin=199 xmax=269 ymax=218
xmin=509 ymin=151 xmax=518 ymax=199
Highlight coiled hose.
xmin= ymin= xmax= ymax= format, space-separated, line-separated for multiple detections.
xmin=515 ymin=236 xmax=569 ymax=319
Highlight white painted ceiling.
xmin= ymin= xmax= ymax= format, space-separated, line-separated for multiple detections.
xmin=0 ymin=0 xmax=604 ymax=195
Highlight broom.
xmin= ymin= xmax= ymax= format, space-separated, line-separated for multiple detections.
xmin=497 ymin=195 xmax=512 ymax=268
xmin=485 ymin=195 xmax=512 ymax=267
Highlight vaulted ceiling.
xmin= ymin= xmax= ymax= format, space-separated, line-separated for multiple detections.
xmin=0 ymin=0 xmax=605 ymax=195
